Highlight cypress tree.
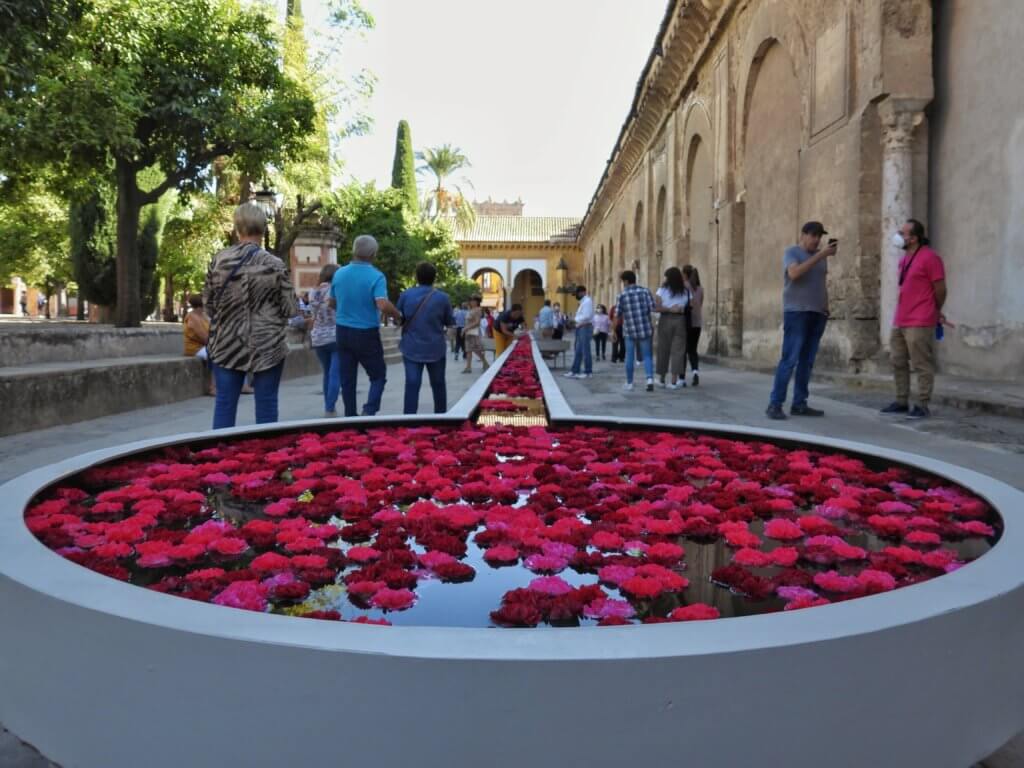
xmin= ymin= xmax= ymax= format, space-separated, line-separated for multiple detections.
xmin=390 ymin=120 xmax=419 ymax=215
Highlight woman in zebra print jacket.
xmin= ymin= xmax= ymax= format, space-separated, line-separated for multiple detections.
xmin=203 ymin=202 xmax=299 ymax=429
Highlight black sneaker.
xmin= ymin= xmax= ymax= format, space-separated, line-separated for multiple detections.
xmin=906 ymin=405 xmax=931 ymax=419
xmin=791 ymin=404 xmax=825 ymax=417
xmin=765 ymin=404 xmax=786 ymax=420
xmin=691 ymin=372 xmax=699 ymax=387
xmin=880 ymin=402 xmax=909 ymax=414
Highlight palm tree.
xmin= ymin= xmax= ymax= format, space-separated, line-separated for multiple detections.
xmin=416 ymin=144 xmax=476 ymax=229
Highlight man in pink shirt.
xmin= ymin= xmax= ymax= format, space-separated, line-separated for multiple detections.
xmin=880 ymin=219 xmax=946 ymax=419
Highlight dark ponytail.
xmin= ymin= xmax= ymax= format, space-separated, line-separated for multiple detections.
xmin=907 ymin=218 xmax=930 ymax=246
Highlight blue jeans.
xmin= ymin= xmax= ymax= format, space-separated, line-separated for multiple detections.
xmin=624 ymin=336 xmax=654 ymax=383
xmin=403 ymin=357 xmax=447 ymax=414
xmin=571 ymin=324 xmax=594 ymax=374
xmin=313 ymin=343 xmax=340 ymax=413
xmin=769 ymin=311 xmax=828 ymax=407
xmin=211 ymin=362 xmax=284 ymax=429
xmin=336 ymin=325 xmax=387 ymax=417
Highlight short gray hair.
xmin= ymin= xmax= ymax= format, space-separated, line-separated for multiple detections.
xmin=234 ymin=202 xmax=267 ymax=237
xmin=352 ymin=234 xmax=378 ymax=261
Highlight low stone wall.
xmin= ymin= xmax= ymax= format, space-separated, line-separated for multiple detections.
xmin=0 ymin=322 xmax=184 ymax=367
xmin=0 ymin=347 xmax=320 ymax=437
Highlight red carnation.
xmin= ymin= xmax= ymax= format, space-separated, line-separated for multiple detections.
xmin=370 ymin=588 xmax=416 ymax=611
xmin=669 ymin=604 xmax=720 ymax=621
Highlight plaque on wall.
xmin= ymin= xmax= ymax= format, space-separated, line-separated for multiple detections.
xmin=811 ymin=13 xmax=849 ymax=138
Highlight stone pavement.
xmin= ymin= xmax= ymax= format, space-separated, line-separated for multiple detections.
xmin=1 ymin=355 xmax=1022 ymax=766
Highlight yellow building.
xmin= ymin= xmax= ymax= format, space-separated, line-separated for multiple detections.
xmin=450 ymin=215 xmax=583 ymax=328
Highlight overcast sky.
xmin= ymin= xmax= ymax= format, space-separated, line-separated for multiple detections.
xmin=301 ymin=0 xmax=668 ymax=217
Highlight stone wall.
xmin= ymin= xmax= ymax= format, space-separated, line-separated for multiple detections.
xmin=929 ymin=0 xmax=1024 ymax=381
xmin=579 ymin=0 xmax=941 ymax=372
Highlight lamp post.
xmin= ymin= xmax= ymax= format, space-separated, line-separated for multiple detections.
xmin=252 ymin=186 xmax=278 ymax=251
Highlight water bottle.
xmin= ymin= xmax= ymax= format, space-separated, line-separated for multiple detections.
xmin=935 ymin=322 xmax=944 ymax=340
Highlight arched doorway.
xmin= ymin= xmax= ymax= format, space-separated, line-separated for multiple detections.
xmin=742 ymin=41 xmax=801 ymax=360
xmin=472 ymin=268 xmax=506 ymax=312
xmin=510 ymin=268 xmax=545 ymax=327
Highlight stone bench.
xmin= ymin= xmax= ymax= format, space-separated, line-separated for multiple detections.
xmin=0 ymin=321 xmax=184 ymax=367
xmin=534 ymin=338 xmax=571 ymax=368
xmin=0 ymin=347 xmax=321 ymax=437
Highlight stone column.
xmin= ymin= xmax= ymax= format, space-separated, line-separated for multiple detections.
xmin=878 ymin=98 xmax=927 ymax=346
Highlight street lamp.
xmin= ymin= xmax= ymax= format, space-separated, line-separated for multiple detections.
xmin=252 ymin=186 xmax=278 ymax=250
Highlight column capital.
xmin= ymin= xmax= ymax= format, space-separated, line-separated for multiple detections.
xmin=879 ymin=97 xmax=928 ymax=151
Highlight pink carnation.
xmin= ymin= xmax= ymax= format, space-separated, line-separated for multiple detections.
xmin=483 ymin=545 xmax=519 ymax=565
xmin=732 ymin=548 xmax=771 ymax=567
xmin=529 ymin=575 xmax=574 ymax=596
xmin=583 ymin=598 xmax=635 ymax=620
xmin=524 ymin=553 xmax=568 ymax=574
xmin=212 ymin=581 xmax=268 ymax=612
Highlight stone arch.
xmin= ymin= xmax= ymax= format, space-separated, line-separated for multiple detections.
xmin=735 ymin=0 xmax=810 ymax=193
xmin=679 ymin=99 xmax=714 ymax=230
xmin=740 ymin=39 xmax=802 ymax=360
xmin=510 ymin=268 xmax=545 ymax=327
xmin=686 ymin=136 xmax=714 ymax=290
xmin=470 ymin=266 xmax=507 ymax=311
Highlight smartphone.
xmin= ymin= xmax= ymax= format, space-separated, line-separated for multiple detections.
xmin=828 ymin=238 xmax=838 ymax=246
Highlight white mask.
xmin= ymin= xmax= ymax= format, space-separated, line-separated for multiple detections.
xmin=892 ymin=233 xmax=906 ymax=249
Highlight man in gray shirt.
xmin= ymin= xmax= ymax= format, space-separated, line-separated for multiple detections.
xmin=536 ymin=299 xmax=555 ymax=338
xmin=766 ymin=221 xmax=837 ymax=419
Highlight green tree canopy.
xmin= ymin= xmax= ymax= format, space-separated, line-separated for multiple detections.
xmin=0 ymin=173 xmax=71 ymax=288
xmin=323 ymin=183 xmax=462 ymax=302
xmin=390 ymin=120 xmax=419 ymax=215
xmin=0 ymin=0 xmax=317 ymax=326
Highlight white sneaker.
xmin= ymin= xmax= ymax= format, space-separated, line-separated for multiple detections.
xmin=658 ymin=378 xmax=667 ymax=389
xmin=669 ymin=380 xmax=687 ymax=390
xmin=563 ymin=372 xmax=578 ymax=379
xmin=623 ymin=381 xmax=635 ymax=391
xmin=645 ymin=377 xmax=655 ymax=392
xmin=580 ymin=373 xmax=593 ymax=379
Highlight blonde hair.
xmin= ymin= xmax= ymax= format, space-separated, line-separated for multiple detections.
xmin=234 ymin=201 xmax=268 ymax=238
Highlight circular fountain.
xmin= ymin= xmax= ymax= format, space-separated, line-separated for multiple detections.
xmin=1 ymin=338 xmax=1022 ymax=768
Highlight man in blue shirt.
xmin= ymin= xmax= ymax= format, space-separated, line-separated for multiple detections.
xmin=536 ymin=300 xmax=555 ymax=338
xmin=330 ymin=235 xmax=401 ymax=417
xmin=396 ymin=262 xmax=455 ymax=414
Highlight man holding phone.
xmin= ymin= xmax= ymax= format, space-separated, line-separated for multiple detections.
xmin=766 ymin=221 xmax=836 ymax=420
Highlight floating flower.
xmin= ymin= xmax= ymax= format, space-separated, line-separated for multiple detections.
xmin=370 ymin=588 xmax=416 ymax=611
xmin=212 ymin=581 xmax=267 ymax=612
xmin=583 ymin=598 xmax=635 ymax=620
xmin=528 ymin=575 xmax=573 ymax=596
xmin=524 ymin=554 xmax=568 ymax=574
xmin=669 ymin=604 xmax=720 ymax=621
xmin=764 ymin=519 xmax=803 ymax=541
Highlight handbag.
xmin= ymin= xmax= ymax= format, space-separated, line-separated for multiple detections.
xmin=400 ymin=288 xmax=437 ymax=335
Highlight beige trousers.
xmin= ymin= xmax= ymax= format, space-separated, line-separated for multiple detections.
xmin=890 ymin=326 xmax=936 ymax=406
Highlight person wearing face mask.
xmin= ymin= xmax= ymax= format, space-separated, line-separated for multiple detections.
xmin=766 ymin=221 xmax=837 ymax=420
xmin=880 ymin=219 xmax=946 ymax=419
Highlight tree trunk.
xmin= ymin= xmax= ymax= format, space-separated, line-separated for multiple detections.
xmin=114 ymin=158 xmax=142 ymax=327
xmin=163 ymin=274 xmax=176 ymax=321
